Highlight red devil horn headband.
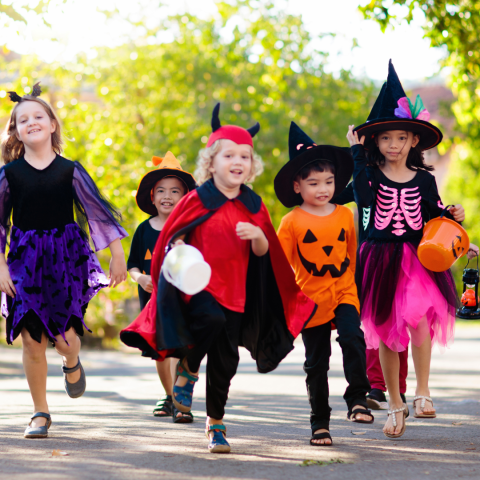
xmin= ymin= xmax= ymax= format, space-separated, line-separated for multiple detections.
xmin=7 ymin=82 xmax=42 ymax=103
xmin=207 ymin=103 xmax=260 ymax=147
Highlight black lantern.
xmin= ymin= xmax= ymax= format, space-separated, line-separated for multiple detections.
xmin=457 ymin=255 xmax=480 ymax=320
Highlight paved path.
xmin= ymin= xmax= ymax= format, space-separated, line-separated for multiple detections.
xmin=0 ymin=323 xmax=479 ymax=480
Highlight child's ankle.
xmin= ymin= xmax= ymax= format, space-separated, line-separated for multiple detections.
xmin=207 ymin=417 xmax=223 ymax=426
xmin=388 ymin=396 xmax=404 ymax=409
xmin=415 ymin=388 xmax=430 ymax=396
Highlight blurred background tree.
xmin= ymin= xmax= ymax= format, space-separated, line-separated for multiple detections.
xmin=0 ymin=0 xmax=375 ymax=344
xmin=360 ymin=1 xmax=480 ymax=287
xmin=0 ymin=0 xmax=60 ymax=26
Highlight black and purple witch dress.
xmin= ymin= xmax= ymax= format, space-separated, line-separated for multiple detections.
xmin=0 ymin=155 xmax=127 ymax=344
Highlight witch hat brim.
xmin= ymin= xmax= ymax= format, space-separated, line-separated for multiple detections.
xmin=136 ymin=153 xmax=196 ymax=216
xmin=354 ymin=117 xmax=443 ymax=151
xmin=354 ymin=60 xmax=443 ymax=151
xmin=274 ymin=145 xmax=354 ymax=208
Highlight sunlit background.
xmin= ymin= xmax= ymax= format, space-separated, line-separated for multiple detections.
xmin=1 ymin=0 xmax=445 ymax=80
xmin=1 ymin=0 xmax=479 ymax=344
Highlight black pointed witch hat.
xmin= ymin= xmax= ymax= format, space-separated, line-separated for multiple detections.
xmin=274 ymin=122 xmax=354 ymax=208
xmin=354 ymin=60 xmax=442 ymax=151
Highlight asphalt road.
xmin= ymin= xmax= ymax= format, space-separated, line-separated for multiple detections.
xmin=0 ymin=323 xmax=479 ymax=480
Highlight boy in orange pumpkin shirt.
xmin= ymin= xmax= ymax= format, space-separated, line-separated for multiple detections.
xmin=275 ymin=122 xmax=373 ymax=446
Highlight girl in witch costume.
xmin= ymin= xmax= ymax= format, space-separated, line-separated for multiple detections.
xmin=275 ymin=123 xmax=373 ymax=447
xmin=347 ymin=60 xmax=477 ymax=439
xmin=0 ymin=84 xmax=127 ymax=439
xmin=128 ymin=152 xmax=196 ymax=422
xmin=334 ymin=183 xmax=410 ymax=413
xmin=121 ymin=104 xmax=316 ymax=453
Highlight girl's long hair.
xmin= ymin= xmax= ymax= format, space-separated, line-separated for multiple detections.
xmin=1 ymin=96 xmax=63 ymax=164
xmin=367 ymin=133 xmax=434 ymax=172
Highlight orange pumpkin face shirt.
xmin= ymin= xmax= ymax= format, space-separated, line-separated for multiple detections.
xmin=277 ymin=205 xmax=360 ymax=329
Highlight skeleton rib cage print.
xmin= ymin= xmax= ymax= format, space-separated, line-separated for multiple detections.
xmin=375 ymin=184 xmax=423 ymax=237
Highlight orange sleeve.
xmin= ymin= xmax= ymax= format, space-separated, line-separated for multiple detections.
xmin=346 ymin=210 xmax=357 ymax=275
xmin=277 ymin=215 xmax=295 ymax=266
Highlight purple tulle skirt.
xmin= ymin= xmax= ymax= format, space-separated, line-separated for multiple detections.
xmin=359 ymin=240 xmax=458 ymax=352
xmin=2 ymin=223 xmax=108 ymax=344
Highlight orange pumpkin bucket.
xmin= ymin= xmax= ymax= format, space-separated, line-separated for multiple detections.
xmin=417 ymin=205 xmax=469 ymax=272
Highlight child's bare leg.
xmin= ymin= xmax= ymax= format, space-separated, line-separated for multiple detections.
xmin=156 ymin=358 xmax=175 ymax=396
xmin=21 ymin=329 xmax=49 ymax=428
xmin=379 ymin=341 xmax=404 ymax=435
xmin=54 ymin=328 xmax=81 ymax=384
xmin=410 ymin=333 xmax=435 ymax=415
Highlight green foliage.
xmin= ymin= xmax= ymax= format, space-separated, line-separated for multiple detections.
xmin=0 ymin=0 xmax=65 ymax=28
xmin=0 ymin=0 xmax=374 ymax=340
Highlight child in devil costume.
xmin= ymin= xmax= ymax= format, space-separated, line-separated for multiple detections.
xmin=121 ymin=104 xmax=316 ymax=453
xmin=127 ymin=152 xmax=196 ymax=422
xmin=275 ymin=122 xmax=373 ymax=447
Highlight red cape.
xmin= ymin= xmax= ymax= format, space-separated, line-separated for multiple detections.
xmin=121 ymin=180 xmax=316 ymax=371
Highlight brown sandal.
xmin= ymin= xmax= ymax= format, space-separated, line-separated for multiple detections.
xmin=413 ymin=396 xmax=436 ymax=418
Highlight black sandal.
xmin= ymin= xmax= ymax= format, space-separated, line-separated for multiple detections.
xmin=310 ymin=431 xmax=333 ymax=446
xmin=153 ymin=395 xmax=174 ymax=417
xmin=173 ymin=406 xmax=194 ymax=424
xmin=347 ymin=406 xmax=374 ymax=424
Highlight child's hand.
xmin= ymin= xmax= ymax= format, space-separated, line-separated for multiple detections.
xmin=109 ymin=255 xmax=127 ymax=288
xmin=449 ymin=204 xmax=465 ymax=223
xmin=346 ymin=125 xmax=365 ymax=147
xmin=236 ymin=222 xmax=264 ymax=241
xmin=173 ymin=239 xmax=185 ymax=247
xmin=237 ymin=222 xmax=269 ymax=256
xmin=138 ymin=274 xmax=153 ymax=293
xmin=0 ymin=263 xmax=16 ymax=297
xmin=467 ymin=243 xmax=479 ymax=260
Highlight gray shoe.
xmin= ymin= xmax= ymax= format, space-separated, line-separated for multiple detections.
xmin=24 ymin=412 xmax=52 ymax=438
xmin=63 ymin=358 xmax=86 ymax=398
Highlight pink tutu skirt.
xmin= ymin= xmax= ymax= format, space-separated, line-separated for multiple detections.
xmin=359 ymin=240 xmax=458 ymax=352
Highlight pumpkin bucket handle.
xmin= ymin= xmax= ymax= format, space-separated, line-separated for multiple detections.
xmin=465 ymin=251 xmax=479 ymax=271
xmin=440 ymin=205 xmax=454 ymax=219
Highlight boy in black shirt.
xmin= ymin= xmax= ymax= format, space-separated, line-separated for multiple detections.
xmin=128 ymin=152 xmax=196 ymax=422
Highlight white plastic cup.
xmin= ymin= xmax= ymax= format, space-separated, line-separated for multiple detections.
xmin=162 ymin=244 xmax=212 ymax=295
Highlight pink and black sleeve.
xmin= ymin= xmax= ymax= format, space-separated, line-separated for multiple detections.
xmin=425 ymin=176 xmax=455 ymax=222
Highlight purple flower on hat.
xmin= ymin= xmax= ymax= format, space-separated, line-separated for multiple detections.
xmin=394 ymin=95 xmax=430 ymax=121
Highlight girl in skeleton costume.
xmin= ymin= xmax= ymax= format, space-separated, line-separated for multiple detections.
xmin=0 ymin=84 xmax=127 ymax=438
xmin=347 ymin=61 xmax=477 ymax=439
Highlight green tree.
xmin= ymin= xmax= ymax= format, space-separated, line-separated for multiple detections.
xmin=0 ymin=0 xmax=375 ymax=341
xmin=0 ymin=0 xmax=65 ymax=27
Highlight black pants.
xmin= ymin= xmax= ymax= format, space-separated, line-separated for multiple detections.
xmin=185 ymin=291 xmax=243 ymax=420
xmin=302 ymin=303 xmax=370 ymax=433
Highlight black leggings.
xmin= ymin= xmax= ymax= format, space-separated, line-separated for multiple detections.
xmin=185 ymin=291 xmax=243 ymax=420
